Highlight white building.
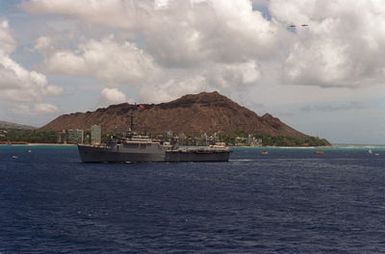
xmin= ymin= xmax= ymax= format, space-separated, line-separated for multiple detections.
xmin=91 ymin=125 xmax=102 ymax=145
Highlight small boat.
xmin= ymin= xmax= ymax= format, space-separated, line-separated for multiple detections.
xmin=11 ymin=155 xmax=18 ymax=159
xmin=260 ymin=150 xmax=269 ymax=155
xmin=368 ymin=149 xmax=379 ymax=156
xmin=314 ymin=150 xmax=325 ymax=155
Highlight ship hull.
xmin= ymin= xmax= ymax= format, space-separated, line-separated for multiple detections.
xmin=78 ymin=145 xmax=165 ymax=163
xmin=165 ymin=150 xmax=230 ymax=162
xmin=78 ymin=145 xmax=230 ymax=163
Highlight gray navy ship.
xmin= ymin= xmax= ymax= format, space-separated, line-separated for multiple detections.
xmin=78 ymin=136 xmax=230 ymax=163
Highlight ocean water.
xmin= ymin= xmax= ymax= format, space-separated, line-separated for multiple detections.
xmin=1 ymin=145 xmax=385 ymax=253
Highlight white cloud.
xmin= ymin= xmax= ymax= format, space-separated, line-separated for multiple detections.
xmin=205 ymin=61 xmax=261 ymax=88
xmin=0 ymin=51 xmax=62 ymax=102
xmin=0 ymin=18 xmax=62 ymax=115
xmin=34 ymin=103 xmax=58 ymax=113
xmin=0 ymin=20 xmax=16 ymax=54
xmin=140 ymin=75 xmax=208 ymax=103
xmin=101 ymin=88 xmax=127 ymax=104
xmin=154 ymin=0 xmax=169 ymax=10
xmin=45 ymin=37 xmax=157 ymax=85
xmin=21 ymin=0 xmax=145 ymax=29
xmin=34 ymin=36 xmax=52 ymax=51
xmin=11 ymin=103 xmax=58 ymax=116
xmin=22 ymin=0 xmax=276 ymax=104
xmin=137 ymin=60 xmax=262 ymax=103
xmin=20 ymin=0 xmax=385 ymax=100
xmin=141 ymin=0 xmax=279 ymax=67
xmin=22 ymin=0 xmax=279 ymax=66
xmin=270 ymin=0 xmax=385 ymax=87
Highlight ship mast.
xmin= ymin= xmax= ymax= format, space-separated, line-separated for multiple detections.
xmin=127 ymin=106 xmax=134 ymax=138
xmin=128 ymin=103 xmax=143 ymax=138
xmin=130 ymin=109 xmax=134 ymax=133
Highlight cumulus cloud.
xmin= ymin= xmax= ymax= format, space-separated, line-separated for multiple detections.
xmin=34 ymin=103 xmax=58 ymax=113
xmin=205 ymin=61 xmax=261 ymax=88
xmin=22 ymin=0 xmax=276 ymax=103
xmin=20 ymin=0 xmax=385 ymax=105
xmin=34 ymin=36 xmax=52 ymax=51
xmin=140 ymin=75 xmax=208 ymax=103
xmin=45 ymin=36 xmax=157 ymax=85
xmin=270 ymin=0 xmax=385 ymax=87
xmin=154 ymin=0 xmax=169 ymax=10
xmin=0 ymin=50 xmax=62 ymax=102
xmin=138 ymin=60 xmax=262 ymax=103
xmin=22 ymin=0 xmax=280 ymax=66
xmin=0 ymin=20 xmax=16 ymax=54
xmin=0 ymin=19 xmax=62 ymax=114
xmin=11 ymin=103 xmax=58 ymax=115
xmin=140 ymin=0 xmax=279 ymax=67
xmin=101 ymin=88 xmax=127 ymax=104
xmin=21 ymin=0 xmax=148 ymax=29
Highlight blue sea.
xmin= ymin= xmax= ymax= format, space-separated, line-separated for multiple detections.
xmin=1 ymin=145 xmax=385 ymax=253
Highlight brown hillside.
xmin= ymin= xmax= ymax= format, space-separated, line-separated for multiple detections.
xmin=42 ymin=91 xmax=306 ymax=137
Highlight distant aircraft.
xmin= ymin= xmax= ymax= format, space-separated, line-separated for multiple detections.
xmin=288 ymin=25 xmax=296 ymax=28
xmin=301 ymin=24 xmax=309 ymax=27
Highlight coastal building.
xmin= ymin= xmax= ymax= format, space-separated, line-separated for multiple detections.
xmin=247 ymin=134 xmax=262 ymax=146
xmin=67 ymin=129 xmax=84 ymax=144
xmin=0 ymin=129 xmax=6 ymax=140
xmin=235 ymin=135 xmax=263 ymax=146
xmin=235 ymin=136 xmax=248 ymax=146
xmin=57 ymin=130 xmax=67 ymax=144
xmin=91 ymin=125 xmax=101 ymax=145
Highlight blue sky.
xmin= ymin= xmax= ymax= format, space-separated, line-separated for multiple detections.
xmin=1 ymin=0 xmax=385 ymax=144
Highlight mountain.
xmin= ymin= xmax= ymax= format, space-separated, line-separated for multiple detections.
xmin=0 ymin=120 xmax=36 ymax=130
xmin=43 ymin=91 xmax=327 ymax=144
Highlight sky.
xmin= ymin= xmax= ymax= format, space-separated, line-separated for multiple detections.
xmin=1 ymin=0 xmax=385 ymax=144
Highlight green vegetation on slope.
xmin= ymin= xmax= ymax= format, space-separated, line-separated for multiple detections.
xmin=255 ymin=135 xmax=330 ymax=147
xmin=0 ymin=129 xmax=57 ymax=143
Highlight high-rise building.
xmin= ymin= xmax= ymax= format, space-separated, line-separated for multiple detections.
xmin=57 ymin=130 xmax=67 ymax=144
xmin=91 ymin=125 xmax=101 ymax=145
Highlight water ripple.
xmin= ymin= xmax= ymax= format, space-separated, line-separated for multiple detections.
xmin=1 ymin=147 xmax=385 ymax=253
